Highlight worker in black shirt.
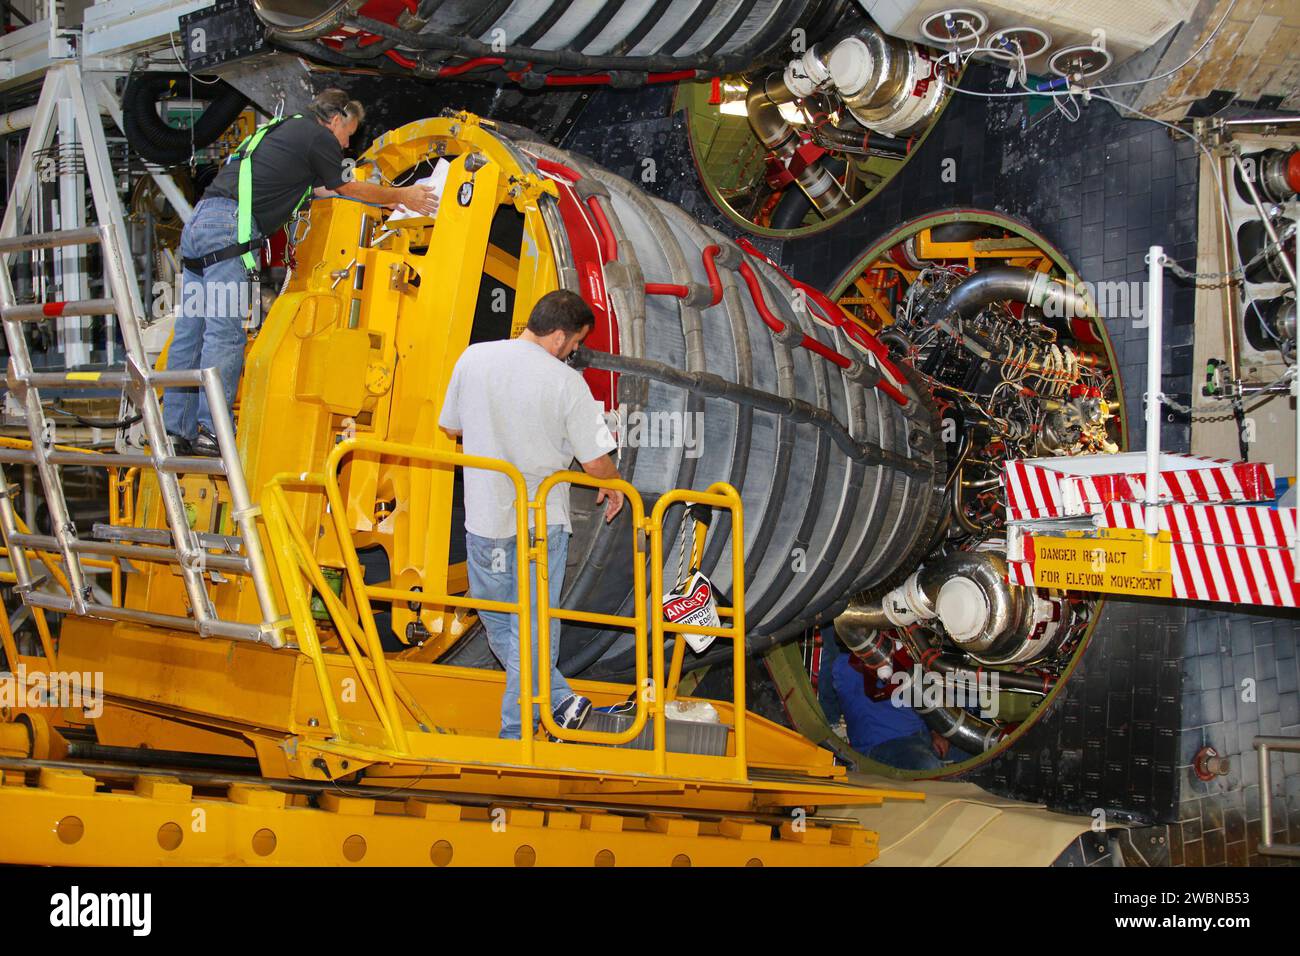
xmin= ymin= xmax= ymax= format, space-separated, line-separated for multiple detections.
xmin=163 ymin=88 xmax=439 ymax=456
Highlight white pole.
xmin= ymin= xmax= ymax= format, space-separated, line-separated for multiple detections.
xmin=1145 ymin=245 xmax=1164 ymax=535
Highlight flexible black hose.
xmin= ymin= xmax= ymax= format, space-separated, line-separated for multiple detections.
xmin=122 ymin=73 xmax=249 ymax=167
xmin=770 ymin=158 xmax=848 ymax=229
xmin=570 ymin=348 xmax=929 ymax=477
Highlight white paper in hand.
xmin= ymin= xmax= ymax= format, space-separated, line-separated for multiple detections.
xmin=385 ymin=158 xmax=449 ymax=224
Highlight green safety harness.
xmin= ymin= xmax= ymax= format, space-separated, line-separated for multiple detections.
xmin=182 ymin=113 xmax=313 ymax=277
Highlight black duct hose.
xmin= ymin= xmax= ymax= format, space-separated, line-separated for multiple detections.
xmin=770 ymin=158 xmax=847 ymax=230
xmin=813 ymin=123 xmax=910 ymax=158
xmin=122 ymin=73 xmax=250 ymax=167
xmin=570 ymin=348 xmax=929 ymax=477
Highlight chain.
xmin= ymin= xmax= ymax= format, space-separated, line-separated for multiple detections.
xmin=1159 ymin=220 xmax=1296 ymax=288
xmin=675 ymin=511 xmax=689 ymax=591
xmin=1157 ymin=392 xmax=1234 ymax=415
xmin=1161 ymin=256 xmax=1242 ymax=289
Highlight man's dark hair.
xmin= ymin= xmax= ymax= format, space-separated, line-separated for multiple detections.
xmin=527 ymin=290 xmax=594 ymax=336
xmin=310 ymin=88 xmax=365 ymax=124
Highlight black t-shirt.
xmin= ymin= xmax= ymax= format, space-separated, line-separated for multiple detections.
xmin=206 ymin=115 xmax=349 ymax=236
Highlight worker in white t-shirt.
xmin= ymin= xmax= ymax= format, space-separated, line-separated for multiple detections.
xmin=439 ymin=290 xmax=624 ymax=740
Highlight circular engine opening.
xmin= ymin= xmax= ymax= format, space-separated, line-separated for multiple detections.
xmin=677 ymin=45 xmax=957 ymax=237
xmin=769 ymin=209 xmax=1126 ymax=778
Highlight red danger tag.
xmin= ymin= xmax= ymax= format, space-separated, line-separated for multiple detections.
xmin=662 ymin=571 xmax=721 ymax=653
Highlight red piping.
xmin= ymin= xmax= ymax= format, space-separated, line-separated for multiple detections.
xmin=532 ymin=156 xmax=581 ymax=182
xmin=735 ymin=237 xmax=906 ymax=376
xmin=645 ymin=283 xmax=689 ymax=297
xmin=585 ymin=197 xmax=618 ymax=261
xmin=386 ymin=49 xmax=418 ymax=69
xmin=437 ymin=56 xmax=506 ymax=77
xmin=737 ymin=261 xmax=785 ymax=335
xmin=800 ymin=334 xmax=851 ymax=369
xmin=737 ymin=257 xmax=908 ymax=406
xmin=701 ymin=245 xmax=724 ymax=306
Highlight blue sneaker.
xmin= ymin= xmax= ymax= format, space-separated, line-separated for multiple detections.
xmin=552 ymin=694 xmax=592 ymax=736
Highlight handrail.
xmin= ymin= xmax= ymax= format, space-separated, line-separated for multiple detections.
xmin=533 ymin=469 xmax=649 ymax=746
xmin=319 ymin=437 xmax=534 ymax=760
xmin=650 ymin=485 xmax=746 ymax=778
xmin=534 ymin=472 xmax=746 ymax=776
xmin=267 ymin=437 xmax=747 ymax=778
xmin=1255 ymin=735 xmax=1300 ymax=858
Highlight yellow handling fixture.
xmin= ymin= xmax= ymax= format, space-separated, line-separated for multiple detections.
xmin=0 ymin=113 xmax=919 ymax=867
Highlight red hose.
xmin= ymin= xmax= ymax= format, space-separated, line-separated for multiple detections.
xmin=735 ymin=237 xmax=906 ymax=376
xmin=701 ymin=245 xmax=724 ymax=306
xmin=800 ymin=334 xmax=850 ymax=369
xmin=645 ymin=283 xmax=689 ymax=297
xmin=544 ymin=73 xmax=613 ymax=86
xmin=541 ymin=69 xmax=698 ymax=87
xmin=438 ymin=56 xmax=506 ymax=77
xmin=386 ymin=49 xmax=418 ymax=69
xmin=737 ymin=261 xmax=785 ymax=334
xmin=532 ymin=156 xmax=581 ymax=182
xmin=586 ymin=196 xmax=618 ymax=261
xmin=737 ymin=259 xmax=908 ymax=406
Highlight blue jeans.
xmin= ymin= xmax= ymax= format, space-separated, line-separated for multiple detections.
xmin=163 ymin=197 xmax=260 ymax=439
xmin=869 ymin=729 xmax=944 ymax=770
xmin=466 ymin=525 xmax=574 ymax=740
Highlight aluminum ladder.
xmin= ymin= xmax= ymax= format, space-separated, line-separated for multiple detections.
xmin=0 ymin=64 xmax=282 ymax=646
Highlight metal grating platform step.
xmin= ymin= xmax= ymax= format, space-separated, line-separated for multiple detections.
xmin=583 ymin=709 xmax=729 ymax=756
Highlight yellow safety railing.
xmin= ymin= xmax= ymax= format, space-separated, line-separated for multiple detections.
xmin=261 ymin=437 xmax=748 ymax=777
xmin=534 ymin=472 xmax=747 ymax=776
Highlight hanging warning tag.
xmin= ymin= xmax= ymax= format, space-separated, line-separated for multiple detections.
xmin=662 ymin=570 xmax=721 ymax=654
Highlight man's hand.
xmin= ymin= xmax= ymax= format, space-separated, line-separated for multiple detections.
xmin=595 ymin=486 xmax=624 ymax=523
xmin=397 ymin=184 xmax=439 ymax=216
xmin=580 ymin=453 xmax=624 ymax=523
xmin=931 ymin=730 xmax=950 ymax=760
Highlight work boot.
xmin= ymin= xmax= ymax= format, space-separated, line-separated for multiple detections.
xmin=550 ymin=695 xmax=592 ymax=739
xmin=164 ymin=432 xmax=192 ymax=456
xmin=192 ymin=425 xmax=221 ymax=458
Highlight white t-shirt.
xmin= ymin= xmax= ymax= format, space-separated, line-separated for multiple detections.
xmin=439 ymin=338 xmax=616 ymax=538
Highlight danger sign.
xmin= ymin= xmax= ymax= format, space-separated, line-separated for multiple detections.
xmin=662 ymin=571 xmax=721 ymax=653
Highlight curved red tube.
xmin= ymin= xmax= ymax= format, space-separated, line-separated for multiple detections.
xmin=585 ymin=196 xmax=618 ymax=262
xmin=701 ymin=245 xmax=724 ymax=306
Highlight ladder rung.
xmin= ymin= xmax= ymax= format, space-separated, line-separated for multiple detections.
xmin=26 ymin=590 xmax=263 ymax=643
xmin=3 ymin=298 xmax=117 ymax=323
xmin=93 ymin=522 xmax=242 ymax=553
xmin=10 ymin=532 xmax=252 ymax=575
xmin=0 ymin=226 xmax=102 ymax=255
xmin=0 ymin=447 xmax=228 ymax=477
xmin=21 ymin=368 xmax=206 ymax=389
xmin=46 ymin=450 xmax=228 ymax=476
